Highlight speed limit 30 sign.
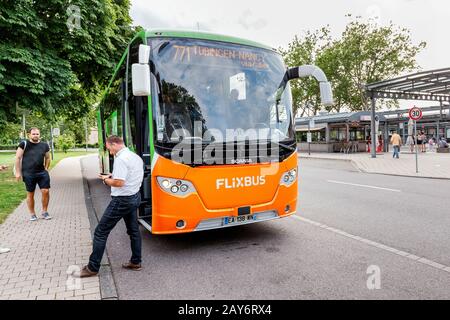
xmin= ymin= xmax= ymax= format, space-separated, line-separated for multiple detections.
xmin=409 ymin=107 xmax=423 ymax=121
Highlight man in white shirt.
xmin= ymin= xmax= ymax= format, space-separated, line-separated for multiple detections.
xmin=78 ymin=136 xmax=144 ymax=278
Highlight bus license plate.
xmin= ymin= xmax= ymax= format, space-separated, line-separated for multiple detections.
xmin=224 ymin=214 xmax=255 ymax=225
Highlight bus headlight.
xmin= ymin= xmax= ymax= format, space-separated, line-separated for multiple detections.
xmin=162 ymin=179 xmax=171 ymax=189
xmin=280 ymin=168 xmax=297 ymax=187
xmin=157 ymin=177 xmax=196 ymax=196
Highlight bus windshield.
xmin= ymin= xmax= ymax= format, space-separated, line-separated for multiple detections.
xmin=149 ymin=38 xmax=295 ymax=145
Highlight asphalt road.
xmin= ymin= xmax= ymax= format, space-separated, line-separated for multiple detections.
xmin=81 ymin=155 xmax=450 ymax=300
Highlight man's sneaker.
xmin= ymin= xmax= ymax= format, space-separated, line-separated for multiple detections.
xmin=0 ymin=247 xmax=11 ymax=254
xmin=41 ymin=212 xmax=52 ymax=220
xmin=76 ymin=266 xmax=98 ymax=278
xmin=122 ymin=262 xmax=142 ymax=271
xmin=30 ymin=215 xmax=38 ymax=222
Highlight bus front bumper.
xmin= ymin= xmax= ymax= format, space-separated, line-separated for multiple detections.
xmin=150 ymin=184 xmax=297 ymax=235
xmin=194 ymin=210 xmax=296 ymax=232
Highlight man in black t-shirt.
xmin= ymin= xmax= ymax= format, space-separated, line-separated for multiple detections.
xmin=15 ymin=127 xmax=52 ymax=222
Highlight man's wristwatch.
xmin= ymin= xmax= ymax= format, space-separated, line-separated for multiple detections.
xmin=103 ymin=178 xmax=108 ymax=185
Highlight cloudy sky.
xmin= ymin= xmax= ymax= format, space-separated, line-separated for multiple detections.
xmin=130 ymin=0 xmax=449 ymax=71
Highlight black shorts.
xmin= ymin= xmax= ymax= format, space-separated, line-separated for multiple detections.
xmin=23 ymin=171 xmax=51 ymax=192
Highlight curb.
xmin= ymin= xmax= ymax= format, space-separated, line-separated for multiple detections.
xmin=299 ymin=155 xmax=353 ymax=162
xmin=298 ymin=154 xmax=450 ymax=181
xmin=361 ymin=171 xmax=450 ymax=181
xmin=298 ymin=155 xmax=362 ymax=172
xmin=80 ymin=157 xmax=119 ymax=300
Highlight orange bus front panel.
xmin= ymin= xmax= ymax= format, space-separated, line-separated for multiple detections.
xmin=150 ymin=153 xmax=298 ymax=234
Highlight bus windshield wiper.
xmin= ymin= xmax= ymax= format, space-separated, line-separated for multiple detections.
xmin=246 ymin=139 xmax=297 ymax=152
xmin=273 ymin=141 xmax=297 ymax=152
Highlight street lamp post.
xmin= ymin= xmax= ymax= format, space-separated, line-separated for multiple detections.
xmin=85 ymin=117 xmax=88 ymax=152
xmin=371 ymin=96 xmax=377 ymax=158
xmin=50 ymin=124 xmax=55 ymax=160
xmin=22 ymin=112 xmax=26 ymax=140
xmin=306 ymin=102 xmax=314 ymax=156
xmin=308 ymin=121 xmax=311 ymax=155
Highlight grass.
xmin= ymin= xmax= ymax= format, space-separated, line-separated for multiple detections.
xmin=0 ymin=151 xmax=96 ymax=224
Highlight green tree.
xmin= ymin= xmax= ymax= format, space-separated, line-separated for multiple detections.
xmin=55 ymin=132 xmax=75 ymax=153
xmin=0 ymin=0 xmax=74 ymax=122
xmin=333 ymin=17 xmax=426 ymax=111
xmin=280 ymin=27 xmax=333 ymax=117
xmin=58 ymin=106 xmax=97 ymax=144
xmin=0 ymin=122 xmax=21 ymax=145
xmin=0 ymin=0 xmax=135 ymax=125
xmin=18 ymin=107 xmax=97 ymax=147
xmin=282 ymin=16 xmax=426 ymax=114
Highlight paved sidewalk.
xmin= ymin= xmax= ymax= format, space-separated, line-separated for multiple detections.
xmin=0 ymin=157 xmax=100 ymax=300
xmin=299 ymin=149 xmax=450 ymax=179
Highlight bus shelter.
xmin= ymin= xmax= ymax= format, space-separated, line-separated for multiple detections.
xmin=295 ymin=112 xmax=387 ymax=153
xmin=366 ymin=68 xmax=450 ymax=158
xmin=380 ymin=105 xmax=450 ymax=146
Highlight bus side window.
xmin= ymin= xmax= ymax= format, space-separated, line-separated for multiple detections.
xmin=126 ymin=38 xmax=150 ymax=161
xmin=125 ymin=40 xmax=141 ymax=151
xmin=104 ymin=69 xmax=126 ymax=138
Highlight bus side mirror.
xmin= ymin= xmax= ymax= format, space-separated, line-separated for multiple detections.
xmin=132 ymin=64 xmax=150 ymax=96
xmin=139 ymin=44 xmax=150 ymax=64
xmin=287 ymin=65 xmax=334 ymax=106
xmin=319 ymin=82 xmax=334 ymax=106
xmin=132 ymin=44 xmax=151 ymax=96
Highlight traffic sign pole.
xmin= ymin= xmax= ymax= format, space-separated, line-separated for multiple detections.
xmin=415 ymin=120 xmax=419 ymax=173
xmin=409 ymin=107 xmax=423 ymax=174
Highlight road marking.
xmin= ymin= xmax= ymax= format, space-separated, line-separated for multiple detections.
xmin=292 ymin=215 xmax=450 ymax=274
xmin=327 ymin=180 xmax=401 ymax=192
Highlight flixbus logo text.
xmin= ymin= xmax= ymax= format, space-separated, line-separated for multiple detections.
xmin=216 ymin=176 xmax=266 ymax=190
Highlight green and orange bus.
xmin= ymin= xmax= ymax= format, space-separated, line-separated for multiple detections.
xmin=97 ymin=29 xmax=333 ymax=234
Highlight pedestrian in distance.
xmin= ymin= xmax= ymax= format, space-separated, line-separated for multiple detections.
xmin=77 ymin=135 xmax=144 ymax=278
xmin=390 ymin=131 xmax=402 ymax=159
xmin=406 ymin=135 xmax=415 ymax=153
xmin=0 ymin=164 xmax=11 ymax=254
xmin=428 ymin=136 xmax=435 ymax=152
xmin=377 ymin=134 xmax=383 ymax=153
xmin=416 ymin=131 xmax=423 ymax=152
xmin=421 ymin=132 xmax=427 ymax=153
xmin=14 ymin=128 xmax=52 ymax=221
xmin=438 ymin=137 xmax=449 ymax=148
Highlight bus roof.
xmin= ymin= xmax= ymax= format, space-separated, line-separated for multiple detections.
xmin=143 ymin=29 xmax=276 ymax=52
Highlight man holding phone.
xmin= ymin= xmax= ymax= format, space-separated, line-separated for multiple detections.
xmin=78 ymin=135 xmax=144 ymax=278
